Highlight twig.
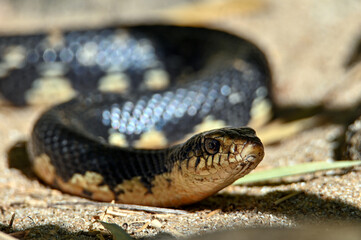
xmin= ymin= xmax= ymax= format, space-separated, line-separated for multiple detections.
xmin=274 ymin=192 xmax=301 ymax=205
xmin=106 ymin=209 xmax=140 ymax=217
xmin=134 ymin=221 xmax=151 ymax=233
xmin=206 ymin=209 xmax=221 ymax=218
xmin=48 ymin=201 xmax=188 ymax=215
xmin=8 ymin=213 xmax=15 ymax=229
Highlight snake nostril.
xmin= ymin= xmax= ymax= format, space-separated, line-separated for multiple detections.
xmin=245 ymin=154 xmax=256 ymax=162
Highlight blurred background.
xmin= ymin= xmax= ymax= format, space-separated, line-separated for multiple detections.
xmin=0 ymin=0 xmax=360 ymax=108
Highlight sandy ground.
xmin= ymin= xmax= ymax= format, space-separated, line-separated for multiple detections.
xmin=1 ymin=0 xmax=361 ymax=239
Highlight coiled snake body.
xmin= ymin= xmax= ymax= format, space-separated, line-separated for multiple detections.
xmin=1 ymin=26 xmax=270 ymax=207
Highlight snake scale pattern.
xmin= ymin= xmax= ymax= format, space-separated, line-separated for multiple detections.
xmin=0 ymin=25 xmax=271 ymax=206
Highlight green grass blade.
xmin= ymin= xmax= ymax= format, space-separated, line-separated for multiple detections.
xmin=233 ymin=160 xmax=361 ymax=185
xmin=99 ymin=221 xmax=134 ymax=240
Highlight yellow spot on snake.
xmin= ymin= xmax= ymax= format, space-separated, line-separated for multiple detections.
xmin=134 ymin=129 xmax=168 ymax=149
xmin=143 ymin=69 xmax=170 ymax=91
xmin=38 ymin=62 xmax=67 ymax=77
xmin=3 ymin=45 xmax=26 ymax=68
xmin=54 ymin=171 xmax=114 ymax=201
xmin=98 ymin=73 xmax=129 ymax=93
xmin=115 ymin=175 xmax=173 ymax=206
xmin=47 ymin=29 xmax=64 ymax=48
xmin=69 ymin=171 xmax=109 ymax=192
xmin=194 ymin=116 xmax=226 ymax=133
xmin=233 ymin=59 xmax=250 ymax=72
xmin=25 ymin=77 xmax=76 ymax=105
xmin=249 ymin=98 xmax=272 ymax=128
xmin=108 ymin=132 xmax=128 ymax=147
xmin=173 ymin=116 xmax=226 ymax=145
xmin=32 ymin=154 xmax=56 ymax=184
xmin=115 ymin=177 xmax=145 ymax=194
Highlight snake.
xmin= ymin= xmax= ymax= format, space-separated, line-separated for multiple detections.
xmin=0 ymin=25 xmax=270 ymax=207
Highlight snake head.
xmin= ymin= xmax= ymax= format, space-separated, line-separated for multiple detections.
xmin=177 ymin=127 xmax=264 ymax=189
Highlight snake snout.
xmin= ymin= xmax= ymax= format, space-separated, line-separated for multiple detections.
xmin=240 ymin=140 xmax=264 ymax=164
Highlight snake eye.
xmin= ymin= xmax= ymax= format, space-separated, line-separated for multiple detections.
xmin=204 ymin=138 xmax=220 ymax=155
